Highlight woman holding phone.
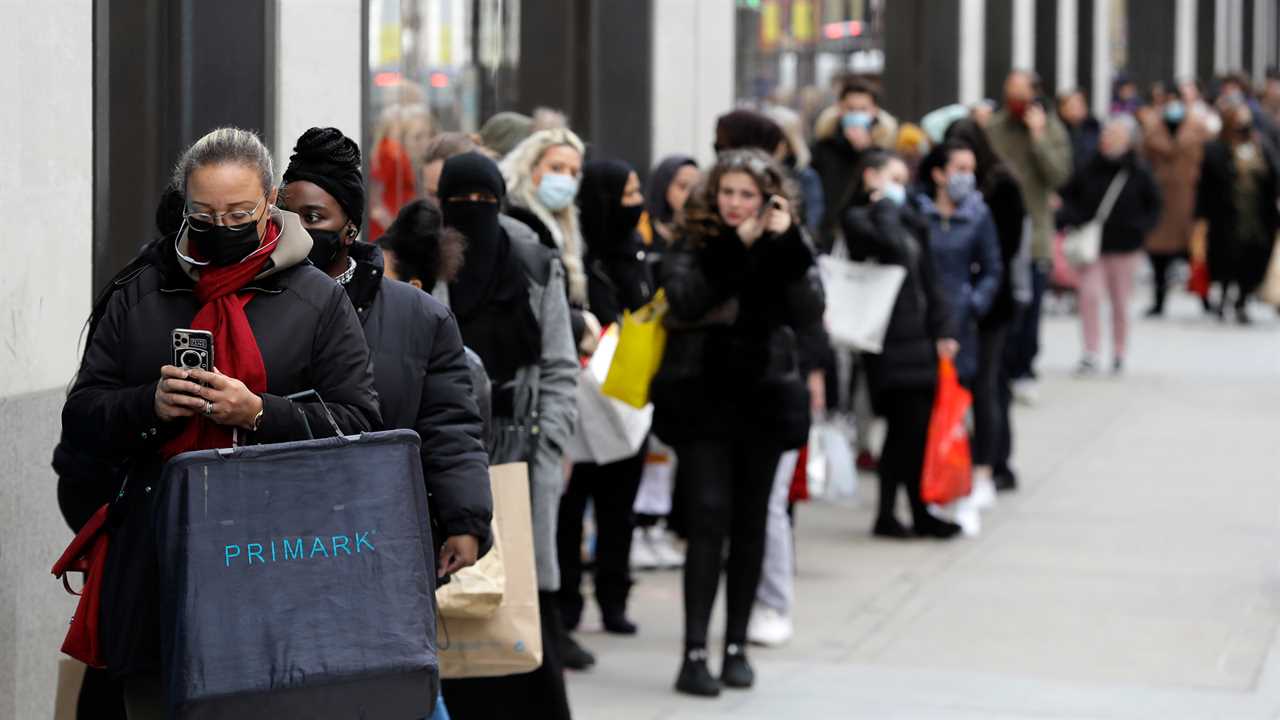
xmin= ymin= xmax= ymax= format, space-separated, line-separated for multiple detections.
xmin=651 ymin=149 xmax=824 ymax=697
xmin=59 ymin=127 xmax=381 ymax=718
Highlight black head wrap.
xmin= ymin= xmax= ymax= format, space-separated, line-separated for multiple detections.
xmin=439 ymin=153 xmax=541 ymax=388
xmin=645 ymin=155 xmax=697 ymax=225
xmin=578 ymin=159 xmax=639 ymax=256
xmin=282 ymin=127 xmax=365 ymax=228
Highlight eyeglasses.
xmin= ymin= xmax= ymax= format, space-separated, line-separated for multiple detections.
xmin=185 ymin=196 xmax=267 ymax=232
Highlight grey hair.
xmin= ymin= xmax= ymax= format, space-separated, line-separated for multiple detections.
xmin=172 ymin=127 xmax=274 ymax=196
xmin=1105 ymin=113 xmax=1140 ymax=143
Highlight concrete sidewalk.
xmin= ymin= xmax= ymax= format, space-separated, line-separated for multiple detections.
xmin=565 ymin=295 xmax=1280 ymax=719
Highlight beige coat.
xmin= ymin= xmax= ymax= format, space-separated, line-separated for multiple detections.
xmin=1142 ymin=115 xmax=1207 ymax=255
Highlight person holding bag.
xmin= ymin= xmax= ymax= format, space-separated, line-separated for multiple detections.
xmin=651 ymin=149 xmax=824 ymax=697
xmin=842 ymin=150 xmax=962 ymax=541
xmin=1058 ymin=116 xmax=1161 ymax=375
xmin=278 ymin=127 xmax=493 ymax=579
xmin=57 ymin=128 xmax=382 ymax=718
xmin=422 ymin=152 xmax=580 ymax=720
xmin=558 ymin=159 xmax=655 ymax=639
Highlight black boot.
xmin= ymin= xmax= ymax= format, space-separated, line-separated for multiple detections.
xmin=993 ymin=467 xmax=1019 ymax=492
xmin=560 ymin=633 xmax=596 ymax=671
xmin=675 ymin=647 xmax=720 ymax=697
xmin=720 ymin=643 xmax=755 ymax=689
xmin=914 ymin=514 xmax=963 ymax=539
xmin=872 ymin=515 xmax=913 ymax=539
xmin=601 ymin=609 xmax=638 ymax=635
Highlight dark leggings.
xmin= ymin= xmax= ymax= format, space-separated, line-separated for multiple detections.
xmin=557 ymin=446 xmax=647 ymax=627
xmin=1149 ymin=252 xmax=1180 ymax=311
xmin=441 ymin=590 xmax=572 ymax=720
xmin=970 ymin=323 xmax=1009 ymax=468
xmin=674 ymin=437 xmax=782 ymax=650
xmin=876 ymin=388 xmax=935 ymax=525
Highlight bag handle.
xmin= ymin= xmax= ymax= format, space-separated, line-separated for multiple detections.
xmin=285 ymin=389 xmax=344 ymax=439
xmin=1093 ymin=170 xmax=1130 ymax=225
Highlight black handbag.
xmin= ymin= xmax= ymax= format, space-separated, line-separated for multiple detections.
xmin=489 ymin=364 xmax=541 ymax=465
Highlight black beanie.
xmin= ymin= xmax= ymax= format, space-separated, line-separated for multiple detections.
xmin=438 ymin=152 xmax=506 ymax=203
xmin=282 ymin=127 xmax=365 ymax=228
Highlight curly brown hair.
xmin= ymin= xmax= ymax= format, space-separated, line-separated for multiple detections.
xmin=679 ymin=148 xmax=794 ymax=248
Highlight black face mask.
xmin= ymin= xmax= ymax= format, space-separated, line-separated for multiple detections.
xmin=1238 ymin=126 xmax=1253 ymax=141
xmin=443 ymin=200 xmax=501 ymax=246
xmin=306 ymin=228 xmax=345 ymax=269
xmin=613 ymin=204 xmax=645 ymax=239
xmin=191 ymin=222 xmax=263 ymax=266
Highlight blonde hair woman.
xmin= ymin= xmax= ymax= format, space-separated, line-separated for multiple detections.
xmin=499 ymin=128 xmax=590 ymax=315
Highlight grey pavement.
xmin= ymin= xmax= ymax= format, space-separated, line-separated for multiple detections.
xmin=565 ymin=292 xmax=1280 ymax=719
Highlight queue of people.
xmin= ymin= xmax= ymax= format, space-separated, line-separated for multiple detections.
xmin=56 ymin=65 xmax=1280 ymax=719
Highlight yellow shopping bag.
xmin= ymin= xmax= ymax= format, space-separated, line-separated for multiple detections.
xmin=600 ymin=290 xmax=668 ymax=408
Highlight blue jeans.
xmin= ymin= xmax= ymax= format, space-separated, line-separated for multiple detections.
xmin=427 ymin=691 xmax=450 ymax=720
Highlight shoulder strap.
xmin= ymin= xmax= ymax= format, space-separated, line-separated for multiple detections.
xmin=1095 ymin=170 xmax=1130 ymax=224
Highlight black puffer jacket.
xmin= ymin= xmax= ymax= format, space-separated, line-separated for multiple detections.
xmin=345 ymin=241 xmax=492 ymax=554
xmin=59 ymin=210 xmax=382 ymax=676
xmin=843 ymin=198 xmax=950 ymax=400
xmin=651 ymin=223 xmax=823 ymax=446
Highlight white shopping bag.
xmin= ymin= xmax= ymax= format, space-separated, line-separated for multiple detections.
xmin=567 ymin=325 xmax=654 ymax=465
xmin=807 ymin=419 xmax=857 ymax=501
xmin=818 ymin=255 xmax=907 ymax=354
xmin=633 ymin=435 xmax=677 ymax=516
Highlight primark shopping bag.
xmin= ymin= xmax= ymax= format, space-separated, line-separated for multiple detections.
xmin=155 ymin=429 xmax=438 ymax=719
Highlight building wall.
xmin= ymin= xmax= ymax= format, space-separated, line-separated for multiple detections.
xmin=274 ymin=0 xmax=364 ymax=174
xmin=0 ymin=4 xmax=94 ymax=718
xmin=651 ymin=0 xmax=736 ymax=171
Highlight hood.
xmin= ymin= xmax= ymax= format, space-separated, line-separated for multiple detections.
xmin=176 ymin=207 xmax=314 ymax=281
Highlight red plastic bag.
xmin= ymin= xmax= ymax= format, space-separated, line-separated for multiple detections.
xmin=50 ymin=504 xmax=111 ymax=668
xmin=788 ymin=444 xmax=810 ymax=503
xmin=1187 ymin=259 xmax=1210 ymax=298
xmin=921 ymin=359 xmax=973 ymax=505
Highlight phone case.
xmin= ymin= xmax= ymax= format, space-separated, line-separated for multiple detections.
xmin=173 ymin=329 xmax=215 ymax=372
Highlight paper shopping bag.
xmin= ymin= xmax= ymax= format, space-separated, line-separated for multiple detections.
xmin=921 ymin=359 xmax=973 ymax=505
xmin=437 ymin=463 xmax=543 ymax=678
xmin=1261 ymin=237 xmax=1280 ymax=305
xmin=437 ymin=513 xmax=505 ymax=620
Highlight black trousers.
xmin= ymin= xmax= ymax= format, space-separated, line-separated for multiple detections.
xmin=673 ymin=437 xmax=782 ymax=650
xmin=876 ymin=388 xmax=935 ymax=525
xmin=1149 ymin=252 xmax=1181 ymax=311
xmin=1007 ymin=262 xmax=1049 ymax=380
xmin=557 ymin=445 xmax=647 ymax=628
xmin=441 ymin=590 xmax=572 ymax=720
xmin=971 ymin=322 xmax=1010 ymax=468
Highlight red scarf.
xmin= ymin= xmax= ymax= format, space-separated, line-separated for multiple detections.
xmin=162 ymin=221 xmax=281 ymax=459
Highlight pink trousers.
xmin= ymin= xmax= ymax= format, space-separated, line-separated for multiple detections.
xmin=1078 ymin=251 xmax=1140 ymax=359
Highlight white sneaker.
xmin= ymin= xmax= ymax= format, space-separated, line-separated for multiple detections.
xmin=970 ymin=474 xmax=997 ymax=511
xmin=646 ymin=526 xmax=685 ymax=569
xmin=747 ymin=605 xmax=794 ymax=647
xmin=1011 ymin=378 xmax=1040 ymax=406
xmin=629 ymin=527 xmax=660 ymax=571
xmin=952 ymin=496 xmax=982 ymax=537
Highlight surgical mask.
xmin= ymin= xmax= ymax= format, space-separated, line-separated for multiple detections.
xmin=1163 ymin=101 xmax=1186 ymax=123
xmin=305 ymin=228 xmax=344 ymax=269
xmin=184 ymin=220 xmax=265 ymax=267
xmin=882 ymin=182 xmax=907 ymax=206
xmin=537 ymin=172 xmax=579 ymax=211
xmin=946 ymin=172 xmax=976 ymax=203
xmin=842 ymin=111 xmax=874 ymax=131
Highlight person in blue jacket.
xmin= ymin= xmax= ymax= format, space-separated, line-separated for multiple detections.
xmin=915 ymin=140 xmax=1003 ymax=512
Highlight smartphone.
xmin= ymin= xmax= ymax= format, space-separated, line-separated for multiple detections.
xmin=761 ymin=194 xmax=783 ymax=218
xmin=173 ymin=328 xmax=214 ymax=373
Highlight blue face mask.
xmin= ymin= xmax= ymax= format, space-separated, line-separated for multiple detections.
xmin=946 ymin=172 xmax=976 ymax=204
xmin=536 ymin=172 xmax=579 ymax=211
xmin=882 ymin=182 xmax=907 ymax=206
xmin=1164 ymin=101 xmax=1186 ymax=123
xmin=842 ymin=111 xmax=874 ymax=131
